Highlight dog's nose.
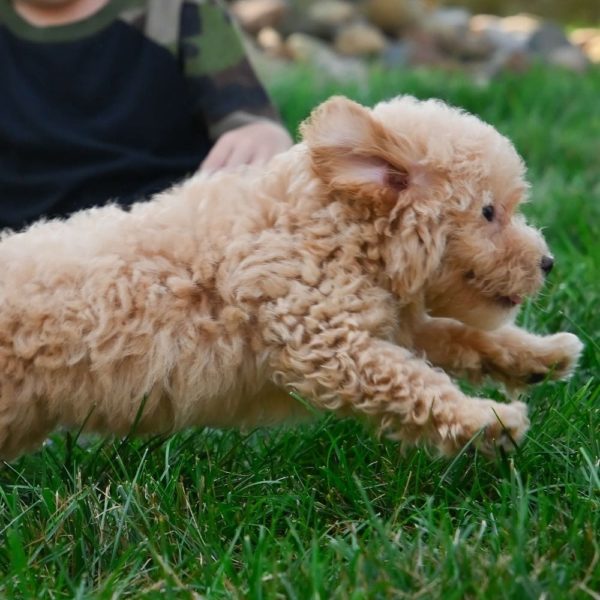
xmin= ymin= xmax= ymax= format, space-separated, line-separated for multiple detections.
xmin=540 ymin=255 xmax=554 ymax=275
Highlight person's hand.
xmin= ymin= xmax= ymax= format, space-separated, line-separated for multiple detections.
xmin=200 ymin=120 xmax=293 ymax=174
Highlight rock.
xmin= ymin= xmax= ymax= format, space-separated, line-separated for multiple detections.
xmin=469 ymin=14 xmax=500 ymax=34
xmin=334 ymin=22 xmax=387 ymax=56
xmin=230 ymin=0 xmax=288 ymax=35
xmin=424 ymin=7 xmax=493 ymax=60
xmin=278 ymin=0 xmax=318 ymax=37
xmin=285 ymin=32 xmax=368 ymax=82
xmin=425 ymin=7 xmax=470 ymax=43
xmin=586 ymin=38 xmax=600 ymax=63
xmin=382 ymin=41 xmax=410 ymax=68
xmin=279 ymin=0 xmax=355 ymax=39
xmin=527 ymin=21 xmax=570 ymax=55
xmin=470 ymin=13 xmax=537 ymax=54
xmin=570 ymin=28 xmax=600 ymax=63
xmin=407 ymin=30 xmax=446 ymax=66
xmin=547 ymin=45 xmax=589 ymax=72
xmin=499 ymin=13 xmax=540 ymax=36
xmin=285 ymin=32 xmax=322 ymax=61
xmin=366 ymin=0 xmax=427 ymax=34
xmin=470 ymin=14 xmax=506 ymax=52
xmin=308 ymin=1 xmax=356 ymax=29
xmin=586 ymin=37 xmax=600 ymax=63
xmin=483 ymin=48 xmax=531 ymax=77
xmin=457 ymin=32 xmax=495 ymax=60
xmin=257 ymin=26 xmax=285 ymax=56
xmin=470 ymin=13 xmax=587 ymax=72
xmin=470 ymin=45 xmax=532 ymax=85
xmin=570 ymin=28 xmax=598 ymax=46
xmin=525 ymin=20 xmax=588 ymax=71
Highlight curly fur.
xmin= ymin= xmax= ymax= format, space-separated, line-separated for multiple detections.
xmin=0 ymin=95 xmax=583 ymax=460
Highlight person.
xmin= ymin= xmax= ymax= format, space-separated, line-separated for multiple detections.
xmin=0 ymin=0 xmax=293 ymax=230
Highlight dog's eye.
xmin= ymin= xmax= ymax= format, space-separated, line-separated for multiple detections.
xmin=482 ymin=205 xmax=495 ymax=222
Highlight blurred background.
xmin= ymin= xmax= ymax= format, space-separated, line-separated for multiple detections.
xmin=225 ymin=0 xmax=599 ymax=85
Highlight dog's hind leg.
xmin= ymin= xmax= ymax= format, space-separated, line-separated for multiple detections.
xmin=271 ymin=331 xmax=530 ymax=456
xmin=0 ymin=383 xmax=58 ymax=461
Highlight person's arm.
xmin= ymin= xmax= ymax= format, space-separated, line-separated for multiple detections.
xmin=177 ymin=0 xmax=292 ymax=172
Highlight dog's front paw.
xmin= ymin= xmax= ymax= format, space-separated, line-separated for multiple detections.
xmin=474 ymin=400 xmax=530 ymax=455
xmin=438 ymin=399 xmax=529 ymax=456
xmin=487 ymin=329 xmax=584 ymax=388
xmin=523 ymin=332 xmax=584 ymax=384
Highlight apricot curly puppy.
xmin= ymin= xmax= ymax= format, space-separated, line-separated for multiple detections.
xmin=0 ymin=96 xmax=583 ymax=461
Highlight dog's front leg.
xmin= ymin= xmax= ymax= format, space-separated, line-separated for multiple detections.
xmin=411 ymin=319 xmax=583 ymax=389
xmin=270 ymin=330 xmax=530 ymax=455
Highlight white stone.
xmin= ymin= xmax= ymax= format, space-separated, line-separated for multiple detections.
xmin=334 ymin=22 xmax=387 ymax=56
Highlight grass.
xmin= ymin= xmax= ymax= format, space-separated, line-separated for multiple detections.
xmin=1 ymin=66 xmax=599 ymax=598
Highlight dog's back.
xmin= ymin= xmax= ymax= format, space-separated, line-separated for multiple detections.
xmin=0 ymin=159 xmax=313 ymax=458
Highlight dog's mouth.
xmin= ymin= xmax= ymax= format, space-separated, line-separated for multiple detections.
xmin=465 ymin=271 xmax=524 ymax=309
xmin=495 ymin=294 xmax=523 ymax=308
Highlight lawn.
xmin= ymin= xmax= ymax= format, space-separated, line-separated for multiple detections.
xmin=1 ymin=66 xmax=599 ymax=599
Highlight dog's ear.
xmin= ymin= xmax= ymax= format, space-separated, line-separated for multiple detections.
xmin=302 ymin=96 xmax=449 ymax=297
xmin=300 ymin=96 xmax=418 ymax=212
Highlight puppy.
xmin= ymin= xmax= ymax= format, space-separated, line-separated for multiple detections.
xmin=0 ymin=96 xmax=583 ymax=460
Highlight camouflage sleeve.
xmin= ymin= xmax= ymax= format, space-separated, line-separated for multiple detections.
xmin=178 ymin=0 xmax=281 ymax=140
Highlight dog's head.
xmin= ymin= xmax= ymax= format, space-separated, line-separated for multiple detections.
xmin=301 ymin=95 xmax=552 ymax=330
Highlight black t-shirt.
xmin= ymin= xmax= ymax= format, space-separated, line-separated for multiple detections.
xmin=0 ymin=0 xmax=277 ymax=230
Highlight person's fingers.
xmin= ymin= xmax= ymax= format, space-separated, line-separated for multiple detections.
xmin=222 ymin=141 xmax=255 ymax=170
xmin=249 ymin=132 xmax=293 ymax=167
xmin=201 ymin=122 xmax=294 ymax=174
xmin=200 ymin=136 xmax=234 ymax=174
xmin=249 ymin=148 xmax=271 ymax=167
